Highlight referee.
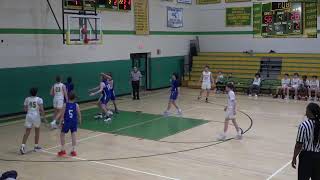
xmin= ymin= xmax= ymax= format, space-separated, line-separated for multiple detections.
xmin=292 ymin=102 xmax=320 ymax=180
xmin=131 ymin=67 xmax=142 ymax=100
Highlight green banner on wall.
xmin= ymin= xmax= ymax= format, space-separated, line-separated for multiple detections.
xmin=304 ymin=2 xmax=317 ymax=37
xmin=253 ymin=3 xmax=262 ymax=37
xmin=225 ymin=0 xmax=251 ymax=3
xmin=197 ymin=0 xmax=221 ymax=4
xmin=226 ymin=7 xmax=252 ymax=26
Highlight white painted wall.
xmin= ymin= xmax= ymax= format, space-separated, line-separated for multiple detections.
xmin=0 ymin=0 xmax=199 ymax=68
xmin=196 ymin=2 xmax=320 ymax=53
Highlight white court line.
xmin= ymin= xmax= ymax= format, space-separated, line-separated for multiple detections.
xmin=266 ymin=160 xmax=292 ymax=180
xmin=41 ymin=149 xmax=180 ymax=180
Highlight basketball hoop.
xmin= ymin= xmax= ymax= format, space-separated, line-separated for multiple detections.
xmin=81 ymin=25 xmax=89 ymax=44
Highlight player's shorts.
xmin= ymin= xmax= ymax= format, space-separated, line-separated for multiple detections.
xmin=225 ymin=108 xmax=236 ymax=120
xmin=109 ymin=91 xmax=116 ymax=101
xmin=53 ymin=98 xmax=64 ymax=109
xmin=291 ymin=85 xmax=299 ymax=89
xmin=201 ymin=83 xmax=211 ymax=90
xmin=170 ymin=91 xmax=178 ymax=101
xmin=25 ymin=113 xmax=41 ymax=128
xmin=99 ymin=95 xmax=109 ymax=105
xmin=61 ymin=121 xmax=77 ymax=133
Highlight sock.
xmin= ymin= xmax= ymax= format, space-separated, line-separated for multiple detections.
xmin=61 ymin=145 xmax=65 ymax=151
xmin=72 ymin=146 xmax=76 ymax=151
xmin=51 ymin=120 xmax=56 ymax=124
xmin=35 ymin=144 xmax=38 ymax=147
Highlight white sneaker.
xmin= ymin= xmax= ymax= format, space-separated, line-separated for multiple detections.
xmin=163 ymin=111 xmax=170 ymax=117
xmin=177 ymin=109 xmax=182 ymax=116
xmin=50 ymin=122 xmax=58 ymax=129
xmin=20 ymin=146 xmax=26 ymax=155
xmin=254 ymin=95 xmax=258 ymax=99
xmin=94 ymin=114 xmax=103 ymax=119
xmin=34 ymin=146 xmax=42 ymax=152
xmin=104 ymin=118 xmax=112 ymax=123
xmin=217 ymin=133 xmax=226 ymax=141
xmin=249 ymin=94 xmax=252 ymax=97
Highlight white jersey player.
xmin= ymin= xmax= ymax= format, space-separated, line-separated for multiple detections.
xmin=50 ymin=76 xmax=68 ymax=129
xmin=198 ymin=66 xmax=214 ymax=103
xmin=288 ymin=73 xmax=300 ymax=100
xmin=309 ymin=75 xmax=319 ymax=100
xmin=20 ymin=88 xmax=45 ymax=154
xmin=218 ymin=83 xmax=242 ymax=141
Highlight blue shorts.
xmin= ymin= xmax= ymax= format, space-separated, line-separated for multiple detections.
xmin=109 ymin=91 xmax=116 ymax=101
xmin=61 ymin=122 xmax=77 ymax=133
xmin=170 ymin=91 xmax=178 ymax=101
xmin=99 ymin=95 xmax=109 ymax=105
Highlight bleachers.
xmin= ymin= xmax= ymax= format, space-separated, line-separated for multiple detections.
xmin=185 ymin=52 xmax=320 ymax=94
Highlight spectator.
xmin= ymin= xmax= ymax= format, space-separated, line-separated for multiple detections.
xmin=298 ymin=75 xmax=309 ymax=100
xmin=248 ymin=73 xmax=261 ymax=98
xmin=216 ymin=71 xmax=225 ymax=93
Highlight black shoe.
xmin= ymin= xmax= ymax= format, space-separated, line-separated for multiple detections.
xmin=137 ymin=97 xmax=140 ymax=100
xmin=133 ymin=97 xmax=136 ymax=100
xmin=205 ymin=98 xmax=209 ymax=103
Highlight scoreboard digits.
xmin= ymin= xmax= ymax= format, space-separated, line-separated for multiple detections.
xmin=261 ymin=2 xmax=302 ymax=37
xmin=119 ymin=0 xmax=131 ymax=10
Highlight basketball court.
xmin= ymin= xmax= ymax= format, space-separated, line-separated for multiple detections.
xmin=0 ymin=88 xmax=304 ymax=180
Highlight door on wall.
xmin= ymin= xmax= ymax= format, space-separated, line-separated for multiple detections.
xmin=130 ymin=53 xmax=151 ymax=90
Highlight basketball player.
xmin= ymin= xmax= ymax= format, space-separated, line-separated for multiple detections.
xmin=217 ymin=83 xmax=242 ymax=141
xmin=57 ymin=92 xmax=82 ymax=157
xmin=288 ymin=73 xmax=301 ymax=100
xmin=50 ymin=76 xmax=68 ymax=129
xmin=163 ymin=73 xmax=182 ymax=116
xmin=198 ymin=66 xmax=214 ymax=103
xmin=101 ymin=72 xmax=119 ymax=113
xmin=20 ymin=88 xmax=45 ymax=155
xmin=309 ymin=75 xmax=319 ymax=101
xmin=274 ymin=74 xmax=290 ymax=99
xmin=89 ymin=74 xmax=112 ymax=122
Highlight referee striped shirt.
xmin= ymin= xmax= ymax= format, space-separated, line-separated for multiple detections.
xmin=296 ymin=118 xmax=320 ymax=152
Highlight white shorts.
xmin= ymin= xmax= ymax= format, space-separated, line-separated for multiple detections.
xmin=225 ymin=109 xmax=236 ymax=119
xmin=53 ymin=98 xmax=64 ymax=109
xmin=201 ymin=83 xmax=211 ymax=90
xmin=291 ymin=85 xmax=299 ymax=89
xmin=25 ymin=114 xmax=41 ymax=128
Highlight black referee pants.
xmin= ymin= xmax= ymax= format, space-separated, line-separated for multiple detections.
xmin=132 ymin=81 xmax=140 ymax=99
xmin=298 ymin=151 xmax=320 ymax=180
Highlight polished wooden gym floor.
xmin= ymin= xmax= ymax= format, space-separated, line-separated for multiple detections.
xmin=0 ymin=88 xmax=306 ymax=180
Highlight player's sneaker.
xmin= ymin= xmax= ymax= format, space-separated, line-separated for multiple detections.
xmin=217 ymin=133 xmax=226 ymax=141
xmin=248 ymin=94 xmax=252 ymax=97
xmin=236 ymin=131 xmax=243 ymax=140
xmin=254 ymin=94 xmax=258 ymax=99
xmin=34 ymin=146 xmax=42 ymax=152
xmin=50 ymin=121 xmax=58 ymax=129
xmin=197 ymin=96 xmax=201 ymax=100
xmin=94 ymin=114 xmax=103 ymax=119
xmin=57 ymin=150 xmax=66 ymax=157
xmin=104 ymin=117 xmax=112 ymax=123
xmin=205 ymin=98 xmax=209 ymax=103
xmin=177 ymin=109 xmax=182 ymax=116
xmin=163 ymin=111 xmax=170 ymax=117
xmin=70 ymin=151 xmax=77 ymax=157
xmin=20 ymin=146 xmax=26 ymax=155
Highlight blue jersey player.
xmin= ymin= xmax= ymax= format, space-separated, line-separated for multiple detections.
xmin=58 ymin=92 xmax=82 ymax=157
xmin=101 ymin=72 xmax=119 ymax=114
xmin=89 ymin=74 xmax=112 ymax=122
xmin=164 ymin=73 xmax=182 ymax=116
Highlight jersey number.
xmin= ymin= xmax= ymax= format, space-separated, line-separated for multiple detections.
xmin=55 ymin=87 xmax=61 ymax=92
xmin=68 ymin=110 xmax=73 ymax=119
xmin=29 ymin=102 xmax=36 ymax=108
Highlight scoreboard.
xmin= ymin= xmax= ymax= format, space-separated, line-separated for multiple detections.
xmin=64 ymin=0 xmax=132 ymax=11
xmin=253 ymin=2 xmax=317 ymax=38
xmin=97 ymin=0 xmax=131 ymax=10
xmin=262 ymin=2 xmax=302 ymax=37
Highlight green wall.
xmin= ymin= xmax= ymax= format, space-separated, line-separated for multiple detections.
xmin=0 ymin=56 xmax=184 ymax=116
xmin=149 ymin=56 xmax=184 ymax=89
